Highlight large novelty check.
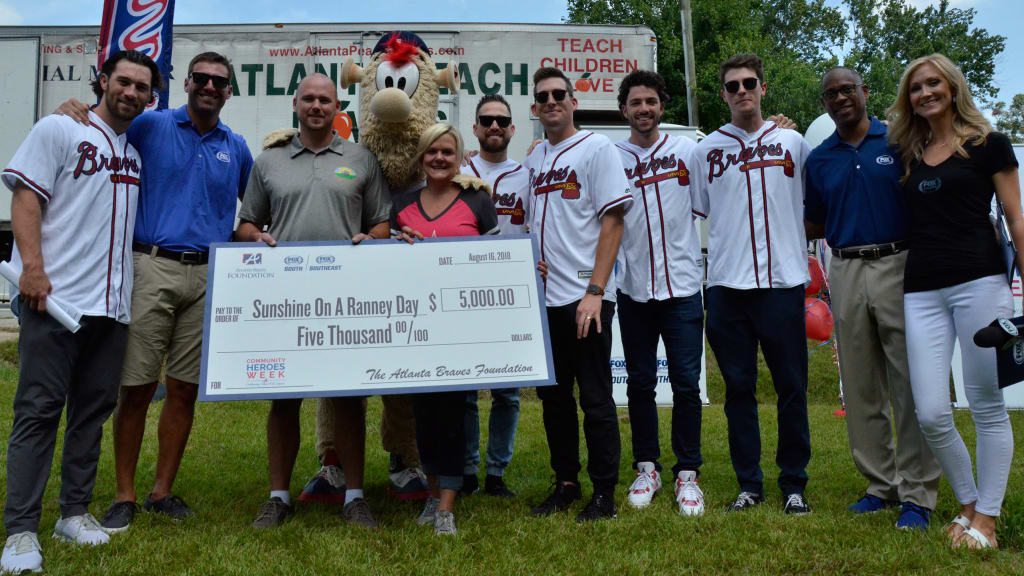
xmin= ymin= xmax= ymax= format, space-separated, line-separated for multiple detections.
xmin=199 ymin=235 xmax=554 ymax=401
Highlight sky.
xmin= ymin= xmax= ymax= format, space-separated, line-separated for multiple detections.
xmin=0 ymin=0 xmax=1020 ymax=111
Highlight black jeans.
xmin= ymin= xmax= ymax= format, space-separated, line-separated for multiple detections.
xmin=705 ymin=285 xmax=810 ymax=496
xmin=5 ymin=307 xmax=127 ymax=533
xmin=617 ymin=290 xmax=705 ymax=477
xmin=537 ymin=300 xmax=620 ymax=493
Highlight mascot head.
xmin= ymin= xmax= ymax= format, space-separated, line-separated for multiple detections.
xmin=341 ymin=32 xmax=459 ymax=191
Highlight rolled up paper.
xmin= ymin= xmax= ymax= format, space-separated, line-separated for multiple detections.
xmin=0 ymin=260 xmax=81 ymax=333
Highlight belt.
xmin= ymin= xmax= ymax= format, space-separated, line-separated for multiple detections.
xmin=831 ymin=240 xmax=907 ymax=260
xmin=132 ymin=241 xmax=209 ymax=265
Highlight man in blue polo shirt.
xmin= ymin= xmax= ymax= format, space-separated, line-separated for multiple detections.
xmin=804 ymin=66 xmax=940 ymax=530
xmin=56 ymin=51 xmax=253 ymax=532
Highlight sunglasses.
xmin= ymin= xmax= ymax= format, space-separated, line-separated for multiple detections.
xmin=534 ymin=89 xmax=569 ymax=104
xmin=723 ymin=77 xmax=760 ymax=94
xmin=478 ymin=115 xmax=512 ymax=128
xmin=190 ymin=72 xmax=230 ymax=90
xmin=822 ymin=83 xmax=864 ymax=101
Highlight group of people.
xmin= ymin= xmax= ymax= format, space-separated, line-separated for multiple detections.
xmin=0 ymin=41 xmax=1020 ymax=573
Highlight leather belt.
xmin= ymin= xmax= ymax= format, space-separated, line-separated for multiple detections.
xmin=132 ymin=241 xmax=209 ymax=265
xmin=831 ymin=240 xmax=907 ymax=260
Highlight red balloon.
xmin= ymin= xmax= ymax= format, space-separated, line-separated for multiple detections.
xmin=805 ymin=297 xmax=834 ymax=341
xmin=806 ymin=256 xmax=825 ymax=296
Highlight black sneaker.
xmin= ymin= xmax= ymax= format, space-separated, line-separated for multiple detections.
xmin=460 ymin=474 xmax=479 ymax=496
xmin=143 ymin=494 xmax=195 ymax=520
xmin=484 ymin=474 xmax=516 ymax=498
xmin=575 ymin=492 xmax=616 ymax=523
xmin=783 ymin=493 xmax=811 ymax=515
xmin=100 ymin=501 xmax=138 ymax=533
xmin=728 ymin=491 xmax=764 ymax=512
xmin=530 ymin=482 xmax=581 ymax=516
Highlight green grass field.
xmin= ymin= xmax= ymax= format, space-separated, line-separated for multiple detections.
xmin=1 ymin=338 xmax=1023 ymax=575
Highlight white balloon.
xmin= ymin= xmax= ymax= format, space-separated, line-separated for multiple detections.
xmin=804 ymin=113 xmax=836 ymax=148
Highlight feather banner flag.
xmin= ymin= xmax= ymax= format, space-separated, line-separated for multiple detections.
xmin=97 ymin=0 xmax=176 ymax=110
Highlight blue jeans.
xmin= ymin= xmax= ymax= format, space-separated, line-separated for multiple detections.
xmin=464 ymin=388 xmax=520 ymax=476
xmin=617 ymin=290 xmax=705 ymax=477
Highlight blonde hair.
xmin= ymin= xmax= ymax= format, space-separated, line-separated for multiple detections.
xmin=412 ymin=122 xmax=464 ymax=172
xmin=886 ymin=53 xmax=992 ymax=183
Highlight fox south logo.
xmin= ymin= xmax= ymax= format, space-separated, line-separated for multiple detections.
xmin=246 ymin=357 xmax=286 ymax=381
xmin=242 ymin=253 xmax=262 ymax=265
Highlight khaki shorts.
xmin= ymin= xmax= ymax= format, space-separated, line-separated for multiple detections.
xmin=121 ymin=252 xmax=207 ymax=386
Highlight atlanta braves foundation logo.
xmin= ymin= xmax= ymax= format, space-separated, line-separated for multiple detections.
xmin=72 ymin=141 xmax=140 ymax=180
xmin=705 ymin=143 xmax=794 ymax=183
xmin=530 ymin=167 xmax=581 ymax=199
xmin=624 ymin=153 xmax=690 ymax=188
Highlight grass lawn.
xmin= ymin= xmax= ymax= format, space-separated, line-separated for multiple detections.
xmin=1 ymin=339 xmax=1023 ymax=575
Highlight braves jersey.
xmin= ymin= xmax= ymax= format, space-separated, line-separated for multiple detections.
xmin=2 ymin=111 xmax=141 ymax=323
xmin=691 ymin=122 xmax=811 ymax=290
xmin=462 ymin=157 xmax=530 ymax=235
xmin=524 ymin=130 xmax=632 ymax=307
xmin=615 ymin=134 xmax=703 ymax=301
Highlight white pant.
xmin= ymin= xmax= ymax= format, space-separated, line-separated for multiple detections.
xmin=904 ymin=274 xmax=1014 ymax=516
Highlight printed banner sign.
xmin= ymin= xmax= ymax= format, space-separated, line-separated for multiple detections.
xmin=98 ymin=0 xmax=175 ymax=109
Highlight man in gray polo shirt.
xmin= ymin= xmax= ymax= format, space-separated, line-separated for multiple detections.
xmin=236 ymin=74 xmax=390 ymax=529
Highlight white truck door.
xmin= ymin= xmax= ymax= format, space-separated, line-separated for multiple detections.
xmin=0 ymin=37 xmax=40 ymax=225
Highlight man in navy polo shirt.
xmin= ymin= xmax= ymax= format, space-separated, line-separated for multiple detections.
xmin=56 ymin=51 xmax=253 ymax=532
xmin=804 ymin=66 xmax=940 ymax=530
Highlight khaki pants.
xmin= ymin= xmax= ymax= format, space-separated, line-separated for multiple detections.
xmin=830 ymin=250 xmax=941 ymax=508
xmin=316 ymin=395 xmax=419 ymax=467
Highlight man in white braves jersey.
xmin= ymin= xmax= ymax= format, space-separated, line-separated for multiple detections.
xmin=613 ymin=70 xmax=707 ymax=516
xmin=0 ymin=51 xmax=159 ymax=574
xmin=690 ymin=53 xmax=813 ymax=515
xmin=459 ymin=94 xmax=528 ymax=498
xmin=525 ymin=67 xmax=632 ymax=522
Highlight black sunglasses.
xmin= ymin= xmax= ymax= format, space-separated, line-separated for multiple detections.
xmin=190 ymin=72 xmax=230 ymax=90
xmin=478 ymin=115 xmax=512 ymax=128
xmin=822 ymin=83 xmax=864 ymax=101
xmin=534 ymin=89 xmax=569 ymax=104
xmin=723 ymin=77 xmax=760 ymax=94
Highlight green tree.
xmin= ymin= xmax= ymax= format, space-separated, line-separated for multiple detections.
xmin=566 ymin=0 xmax=845 ymax=132
xmin=843 ymin=0 xmax=1005 ymax=120
xmin=993 ymin=94 xmax=1024 ymax=143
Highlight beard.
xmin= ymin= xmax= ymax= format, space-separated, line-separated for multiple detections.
xmin=480 ymin=135 xmax=510 ymax=154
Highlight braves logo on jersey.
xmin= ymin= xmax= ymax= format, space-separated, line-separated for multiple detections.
xmin=706 ymin=142 xmax=794 ymax=182
xmin=73 ymin=141 xmax=141 ymax=182
xmin=530 ymin=167 xmax=581 ymax=199
xmin=624 ymin=153 xmax=690 ymax=187
xmin=494 ymin=192 xmax=526 ymax=225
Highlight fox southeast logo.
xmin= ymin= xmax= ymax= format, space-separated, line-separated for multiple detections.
xmin=242 ymin=253 xmax=262 ymax=265
xmin=245 ymin=356 xmax=286 ymax=384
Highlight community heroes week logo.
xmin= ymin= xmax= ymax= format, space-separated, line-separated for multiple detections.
xmin=245 ymin=356 xmax=286 ymax=385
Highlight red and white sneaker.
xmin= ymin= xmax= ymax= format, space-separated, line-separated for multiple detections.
xmin=675 ymin=470 xmax=705 ymax=516
xmin=627 ymin=462 xmax=661 ymax=509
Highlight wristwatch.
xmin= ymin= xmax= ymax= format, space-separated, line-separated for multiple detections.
xmin=586 ymin=283 xmax=605 ymax=296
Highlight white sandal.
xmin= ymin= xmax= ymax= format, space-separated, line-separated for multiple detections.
xmin=957 ymin=526 xmax=997 ymax=550
xmin=944 ymin=514 xmax=971 ymax=540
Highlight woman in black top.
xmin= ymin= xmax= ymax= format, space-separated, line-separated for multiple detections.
xmin=888 ymin=53 xmax=1024 ymax=550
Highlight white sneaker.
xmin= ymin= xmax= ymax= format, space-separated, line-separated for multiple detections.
xmin=675 ymin=470 xmax=705 ymax=516
xmin=626 ymin=463 xmax=661 ymax=509
xmin=417 ymin=497 xmax=441 ymax=526
xmin=1 ymin=532 xmax=42 ymax=573
xmin=52 ymin=514 xmax=110 ymax=546
xmin=433 ymin=510 xmax=457 ymax=535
